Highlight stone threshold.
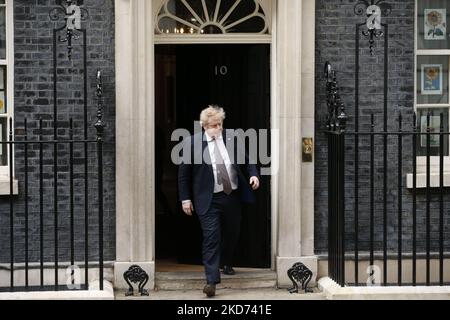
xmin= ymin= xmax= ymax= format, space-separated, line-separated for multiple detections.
xmin=155 ymin=268 xmax=277 ymax=290
xmin=318 ymin=277 xmax=450 ymax=300
xmin=114 ymin=288 xmax=326 ymax=300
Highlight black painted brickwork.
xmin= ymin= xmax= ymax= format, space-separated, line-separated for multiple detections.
xmin=315 ymin=0 xmax=450 ymax=256
xmin=0 ymin=0 xmax=116 ymax=264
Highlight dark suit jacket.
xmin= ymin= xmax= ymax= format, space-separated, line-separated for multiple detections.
xmin=178 ymin=130 xmax=260 ymax=216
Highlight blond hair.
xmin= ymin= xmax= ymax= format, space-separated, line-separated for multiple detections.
xmin=199 ymin=105 xmax=226 ymax=127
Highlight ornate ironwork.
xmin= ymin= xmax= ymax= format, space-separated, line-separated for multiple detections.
xmin=49 ymin=0 xmax=89 ymax=60
xmin=325 ymin=62 xmax=347 ymax=133
xmin=95 ymin=69 xmax=105 ymax=291
xmin=156 ymin=0 xmax=269 ymax=35
xmin=123 ymin=265 xmax=150 ymax=296
xmin=95 ymin=70 xmax=105 ymax=141
xmin=287 ymin=262 xmax=313 ymax=294
xmin=354 ymin=0 xmax=392 ymax=55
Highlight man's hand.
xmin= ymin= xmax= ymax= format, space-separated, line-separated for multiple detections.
xmin=182 ymin=201 xmax=194 ymax=216
xmin=250 ymin=176 xmax=260 ymax=190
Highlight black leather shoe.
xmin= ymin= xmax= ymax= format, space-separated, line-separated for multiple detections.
xmin=222 ymin=266 xmax=235 ymax=275
xmin=203 ymin=284 xmax=216 ymax=297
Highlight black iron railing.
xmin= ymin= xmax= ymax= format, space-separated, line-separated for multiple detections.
xmin=0 ymin=1 xmax=105 ymax=292
xmin=325 ymin=62 xmax=347 ymax=287
xmin=0 ymin=71 xmax=105 ymax=292
xmin=325 ymin=62 xmax=450 ymax=287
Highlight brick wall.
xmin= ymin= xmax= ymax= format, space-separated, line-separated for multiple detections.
xmin=314 ymin=0 xmax=450 ymax=255
xmin=0 ymin=0 xmax=115 ymax=264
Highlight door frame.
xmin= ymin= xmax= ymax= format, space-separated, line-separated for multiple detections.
xmin=151 ymin=0 xmax=278 ymax=270
xmin=154 ymin=43 xmax=273 ymax=268
xmin=114 ymin=0 xmax=317 ymax=290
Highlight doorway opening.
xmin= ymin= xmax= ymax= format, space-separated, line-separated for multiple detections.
xmin=154 ymin=44 xmax=271 ymax=272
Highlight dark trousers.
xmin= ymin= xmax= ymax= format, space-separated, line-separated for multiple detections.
xmin=197 ymin=191 xmax=241 ymax=285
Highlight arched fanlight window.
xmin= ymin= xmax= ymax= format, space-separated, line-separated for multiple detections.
xmin=155 ymin=0 xmax=269 ymax=35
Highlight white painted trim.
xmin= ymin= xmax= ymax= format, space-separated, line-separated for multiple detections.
xmin=416 ymin=104 xmax=450 ymax=107
xmin=414 ymin=1 xmax=450 ymax=174
xmin=407 ymin=172 xmax=450 ymax=188
xmin=7 ymin=0 xmax=13 ymax=178
xmin=114 ymin=0 xmax=318 ymax=284
xmin=154 ymin=0 xmax=276 ymax=271
xmin=0 ymin=281 xmax=115 ymax=300
xmin=413 ymin=0 xmax=417 ymax=119
xmin=318 ymin=277 xmax=450 ymax=300
xmin=270 ymin=0 xmax=278 ymax=271
xmin=417 ymin=156 xmax=450 ymax=166
xmin=417 ymin=50 xmax=450 ymax=55
xmin=273 ymin=0 xmax=316 ymax=267
xmin=115 ymin=0 xmax=155 ymax=263
xmin=0 ymin=176 xmax=18 ymax=195
xmin=154 ymin=34 xmax=272 ymax=44
xmin=0 ymin=0 xmax=14 ymax=177
xmin=275 ymin=0 xmax=303 ymax=259
xmin=300 ymin=0 xmax=315 ymax=257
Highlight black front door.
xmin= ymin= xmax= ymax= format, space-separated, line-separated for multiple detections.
xmin=155 ymin=44 xmax=271 ymax=268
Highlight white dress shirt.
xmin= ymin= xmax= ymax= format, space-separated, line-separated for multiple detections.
xmin=204 ymin=132 xmax=239 ymax=193
xmin=182 ymin=132 xmax=238 ymax=205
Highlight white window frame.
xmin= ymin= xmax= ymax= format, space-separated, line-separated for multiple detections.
xmin=0 ymin=0 xmax=18 ymax=195
xmin=410 ymin=0 xmax=450 ymax=188
xmin=0 ymin=0 xmax=13 ymax=177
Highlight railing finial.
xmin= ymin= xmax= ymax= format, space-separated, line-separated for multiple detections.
xmin=49 ymin=0 xmax=89 ymax=60
xmin=95 ymin=70 xmax=105 ymax=141
xmin=325 ymin=62 xmax=347 ymax=133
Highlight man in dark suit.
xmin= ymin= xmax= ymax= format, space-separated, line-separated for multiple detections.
xmin=178 ymin=105 xmax=260 ymax=297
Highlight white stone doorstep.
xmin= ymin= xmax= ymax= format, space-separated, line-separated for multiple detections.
xmin=318 ymin=277 xmax=450 ymax=300
xmin=0 ymin=280 xmax=114 ymax=300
